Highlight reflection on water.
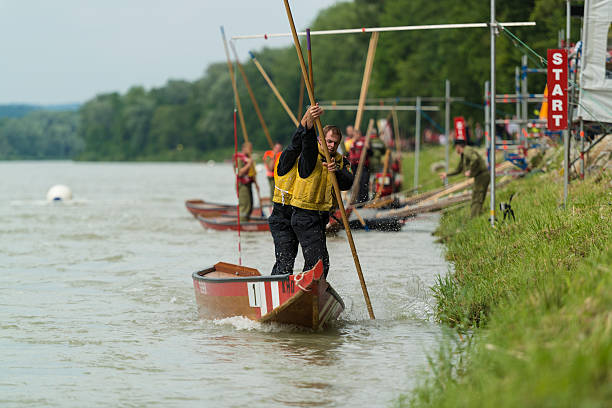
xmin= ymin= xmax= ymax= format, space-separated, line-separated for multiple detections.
xmin=0 ymin=161 xmax=448 ymax=407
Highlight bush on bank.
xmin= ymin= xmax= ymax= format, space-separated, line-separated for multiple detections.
xmin=402 ymin=170 xmax=612 ymax=407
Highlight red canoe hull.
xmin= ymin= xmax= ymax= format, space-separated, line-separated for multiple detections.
xmin=196 ymin=214 xmax=270 ymax=232
xmin=192 ymin=260 xmax=344 ymax=329
xmin=185 ymin=199 xmax=263 ymax=218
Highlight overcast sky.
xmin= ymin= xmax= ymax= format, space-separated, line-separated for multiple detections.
xmin=0 ymin=0 xmax=343 ymax=105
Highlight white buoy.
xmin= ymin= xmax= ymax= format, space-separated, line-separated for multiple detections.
xmin=46 ymin=185 xmax=72 ymax=202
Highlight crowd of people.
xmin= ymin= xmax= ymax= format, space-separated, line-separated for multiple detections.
xmin=233 ymin=105 xmax=490 ymax=277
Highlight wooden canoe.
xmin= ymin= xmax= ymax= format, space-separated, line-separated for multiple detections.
xmin=348 ymin=216 xmax=405 ymax=231
xmin=327 ymin=207 xmax=407 ymax=232
xmin=185 ymin=199 xmax=264 ymax=218
xmin=192 ymin=260 xmax=344 ymax=330
xmin=196 ymin=214 xmax=270 ymax=232
xmin=325 ymin=207 xmax=354 ymax=234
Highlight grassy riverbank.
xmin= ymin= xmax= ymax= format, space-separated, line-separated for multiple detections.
xmin=401 ymin=169 xmax=612 ymax=407
xmin=400 ymin=144 xmax=498 ymax=192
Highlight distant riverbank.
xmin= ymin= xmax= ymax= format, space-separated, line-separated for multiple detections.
xmin=402 ymin=169 xmax=612 ymax=407
xmin=74 ymin=146 xmax=238 ymax=163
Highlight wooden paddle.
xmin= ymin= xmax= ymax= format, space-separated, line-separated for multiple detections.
xmin=283 ymin=0 xmax=375 ymax=319
xmin=249 ymin=52 xmax=299 ymax=126
xmin=373 ymin=150 xmax=391 ymax=200
xmin=311 ymin=28 xmax=365 ymax=231
xmin=349 ymin=32 xmax=378 ymax=209
xmin=229 ymin=41 xmax=274 ymax=149
xmin=220 ymin=27 xmax=248 ymax=143
xmin=354 ymin=32 xmax=379 ymax=132
xmin=349 ymin=118 xmax=375 ymax=205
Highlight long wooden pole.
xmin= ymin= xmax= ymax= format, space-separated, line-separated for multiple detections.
xmin=354 ymin=32 xmax=379 ymax=132
xmin=295 ymin=29 xmax=312 ymax=125
xmin=283 ymin=0 xmax=375 ymax=319
xmin=312 ymin=27 xmax=364 ymax=230
xmin=350 ymin=118 xmax=375 ymax=204
xmin=221 ymin=27 xmax=248 ymax=143
xmin=229 ymin=41 xmax=274 ymax=149
xmin=374 ymin=150 xmax=391 ymax=200
xmin=249 ymin=51 xmax=299 ymax=126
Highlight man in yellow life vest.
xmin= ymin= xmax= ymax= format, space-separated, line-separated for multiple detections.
xmin=234 ymin=141 xmax=257 ymax=222
xmin=290 ymin=105 xmax=354 ymax=278
xmin=263 ymin=142 xmax=282 ymax=198
xmin=269 ymin=105 xmax=322 ymax=275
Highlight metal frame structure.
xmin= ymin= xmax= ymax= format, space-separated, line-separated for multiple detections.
xmin=232 ymin=9 xmax=536 ymax=226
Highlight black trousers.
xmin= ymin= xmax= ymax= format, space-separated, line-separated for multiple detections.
xmin=291 ymin=207 xmax=330 ymax=278
xmin=268 ymin=203 xmax=299 ymax=275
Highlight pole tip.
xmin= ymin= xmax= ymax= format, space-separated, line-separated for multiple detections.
xmin=306 ymin=28 xmax=311 ymax=50
xmin=248 ymin=51 xmax=255 ymax=59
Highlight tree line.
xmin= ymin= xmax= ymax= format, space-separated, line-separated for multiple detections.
xmin=0 ymin=0 xmax=572 ymax=160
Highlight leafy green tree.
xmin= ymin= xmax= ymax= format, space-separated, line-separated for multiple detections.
xmin=0 ymin=111 xmax=82 ymax=159
xmin=67 ymin=0 xmax=573 ymax=161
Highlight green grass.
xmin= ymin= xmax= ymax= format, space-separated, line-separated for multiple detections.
xmin=400 ymin=170 xmax=612 ymax=407
xmin=400 ymin=144 xmax=497 ymax=193
xmin=401 ymin=145 xmax=455 ymax=192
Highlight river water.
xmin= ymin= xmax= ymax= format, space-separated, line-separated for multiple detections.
xmin=1 ymin=161 xmax=448 ymax=407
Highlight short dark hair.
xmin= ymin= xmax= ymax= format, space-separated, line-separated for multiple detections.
xmin=322 ymin=125 xmax=342 ymax=139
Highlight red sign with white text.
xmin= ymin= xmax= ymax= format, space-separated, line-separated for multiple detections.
xmin=454 ymin=116 xmax=466 ymax=142
xmin=547 ymin=49 xmax=568 ymax=131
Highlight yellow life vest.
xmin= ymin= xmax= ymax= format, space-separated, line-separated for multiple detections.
xmin=248 ymin=160 xmax=256 ymax=178
xmin=272 ymin=158 xmax=298 ymax=205
xmin=290 ymin=144 xmax=344 ymax=212
xmin=344 ymin=138 xmax=355 ymax=153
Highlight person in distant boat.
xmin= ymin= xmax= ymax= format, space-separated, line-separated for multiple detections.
xmin=348 ymin=129 xmax=372 ymax=203
xmin=368 ymin=130 xmax=387 ymax=174
xmin=263 ymin=142 xmax=283 ymax=198
xmin=234 ymin=141 xmax=257 ymax=222
xmin=342 ymin=125 xmax=355 ymax=154
xmin=269 ymin=105 xmax=323 ymax=275
xmin=290 ymin=108 xmax=354 ymax=278
xmin=438 ymin=131 xmax=490 ymax=218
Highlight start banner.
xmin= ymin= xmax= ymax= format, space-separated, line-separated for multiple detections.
xmin=546 ymin=49 xmax=568 ymax=131
xmin=454 ymin=116 xmax=466 ymax=142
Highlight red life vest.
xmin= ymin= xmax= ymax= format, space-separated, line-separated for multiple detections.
xmin=349 ymin=136 xmax=369 ymax=167
xmin=391 ymin=159 xmax=400 ymax=173
xmin=234 ymin=152 xmax=255 ymax=185
xmin=263 ymin=150 xmax=281 ymax=177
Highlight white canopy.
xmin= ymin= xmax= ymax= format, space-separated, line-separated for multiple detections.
xmin=576 ymin=0 xmax=612 ymax=123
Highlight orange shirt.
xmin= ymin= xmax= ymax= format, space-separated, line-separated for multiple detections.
xmin=263 ymin=150 xmax=281 ymax=177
